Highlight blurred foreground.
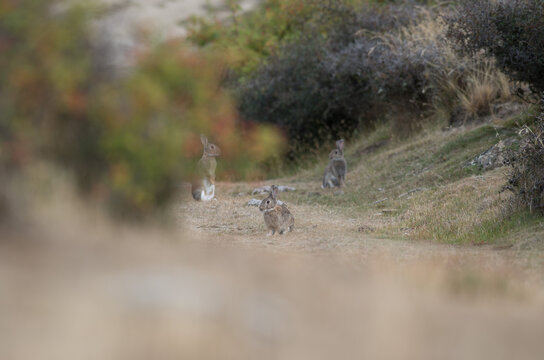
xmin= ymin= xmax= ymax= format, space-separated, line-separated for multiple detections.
xmin=1 ymin=181 xmax=544 ymax=360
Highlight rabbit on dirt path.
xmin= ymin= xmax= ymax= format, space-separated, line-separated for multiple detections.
xmin=259 ymin=185 xmax=295 ymax=236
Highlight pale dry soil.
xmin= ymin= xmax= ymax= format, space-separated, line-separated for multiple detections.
xmin=2 ymin=180 xmax=544 ymax=359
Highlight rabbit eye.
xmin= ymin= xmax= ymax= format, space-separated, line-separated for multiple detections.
xmin=267 ymin=200 xmax=270 ymax=204
xmin=211 ymin=145 xmax=215 ymax=148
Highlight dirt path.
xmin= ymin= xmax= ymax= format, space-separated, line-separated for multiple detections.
xmin=180 ymin=182 xmax=544 ymax=274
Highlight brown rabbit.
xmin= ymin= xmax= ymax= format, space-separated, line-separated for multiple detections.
xmin=322 ymin=139 xmax=347 ymax=188
xmin=191 ymin=134 xmax=221 ymax=201
xmin=258 ymin=185 xmax=294 ymax=235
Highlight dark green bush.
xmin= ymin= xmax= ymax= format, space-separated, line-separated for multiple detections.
xmin=236 ymin=35 xmax=374 ymax=157
xmin=234 ymin=2 xmax=441 ymax=154
xmin=444 ymin=0 xmax=544 ymax=94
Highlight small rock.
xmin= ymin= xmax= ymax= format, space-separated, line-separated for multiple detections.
xmin=307 ymin=192 xmax=321 ymax=197
xmin=247 ymin=199 xmax=261 ymax=207
xmin=334 ymin=190 xmax=344 ymax=196
xmin=398 ymin=187 xmax=426 ymax=199
xmin=247 ymin=198 xmax=285 ymax=207
xmin=466 ymin=137 xmax=517 ymax=171
xmin=372 ymin=198 xmax=388 ymax=205
xmin=252 ymin=187 xmax=270 ymax=195
xmin=278 ymin=186 xmax=296 ymax=192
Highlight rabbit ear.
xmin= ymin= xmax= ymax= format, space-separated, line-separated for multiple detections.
xmin=336 ymin=139 xmax=345 ymax=151
xmin=200 ymin=134 xmax=208 ymax=146
xmin=271 ymin=185 xmax=278 ymax=199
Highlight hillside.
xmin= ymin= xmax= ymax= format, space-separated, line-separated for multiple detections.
xmin=184 ymin=105 xmax=544 ymax=247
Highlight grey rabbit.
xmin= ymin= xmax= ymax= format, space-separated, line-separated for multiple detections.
xmin=258 ymin=185 xmax=294 ymax=235
xmin=322 ymin=139 xmax=347 ymax=188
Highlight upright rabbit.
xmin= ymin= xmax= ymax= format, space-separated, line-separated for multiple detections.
xmin=191 ymin=134 xmax=221 ymax=201
xmin=259 ymin=185 xmax=294 ymax=235
xmin=322 ymin=139 xmax=347 ymax=188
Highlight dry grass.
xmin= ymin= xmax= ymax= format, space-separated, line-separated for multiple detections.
xmin=457 ymin=59 xmax=513 ymax=118
xmin=461 ymin=81 xmax=497 ymax=116
xmin=401 ymin=169 xmax=509 ymax=242
xmin=382 ymin=10 xmax=514 ymax=119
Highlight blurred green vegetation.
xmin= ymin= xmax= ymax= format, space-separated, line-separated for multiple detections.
xmin=184 ymin=0 xmax=436 ymax=72
xmin=184 ymin=0 xmax=313 ymax=77
xmin=0 ymin=0 xmax=283 ymax=219
xmin=184 ymin=0 xmax=424 ymax=78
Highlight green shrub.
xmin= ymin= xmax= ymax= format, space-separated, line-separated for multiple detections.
xmin=236 ymin=35 xmax=373 ymax=157
xmin=184 ymin=0 xmax=311 ymax=77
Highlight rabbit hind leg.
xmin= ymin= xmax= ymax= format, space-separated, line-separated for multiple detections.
xmin=201 ymin=179 xmax=215 ymax=201
xmin=322 ymin=173 xmax=336 ymax=189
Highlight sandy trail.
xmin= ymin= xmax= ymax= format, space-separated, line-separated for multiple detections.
xmin=180 ymin=182 xmax=544 ymax=275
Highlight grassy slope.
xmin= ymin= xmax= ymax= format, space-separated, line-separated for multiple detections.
xmin=277 ymin=111 xmax=544 ymax=245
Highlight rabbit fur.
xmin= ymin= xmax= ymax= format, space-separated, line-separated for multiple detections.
xmin=191 ymin=134 xmax=221 ymax=201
